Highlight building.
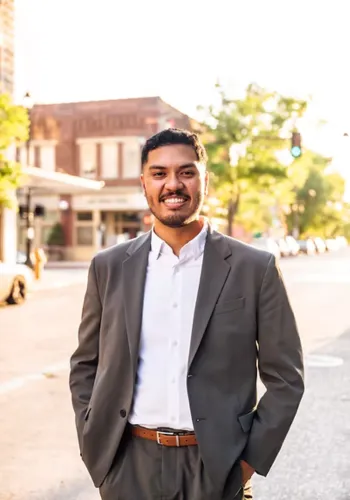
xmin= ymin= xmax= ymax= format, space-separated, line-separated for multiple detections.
xmin=19 ymin=96 xmax=195 ymax=261
xmin=0 ymin=0 xmax=14 ymax=95
xmin=0 ymin=0 xmax=15 ymax=262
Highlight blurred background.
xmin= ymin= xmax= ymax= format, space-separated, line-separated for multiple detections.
xmin=0 ymin=1 xmax=350 ymax=499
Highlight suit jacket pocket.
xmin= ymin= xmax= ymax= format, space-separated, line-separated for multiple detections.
xmin=238 ymin=408 xmax=256 ymax=433
xmin=214 ymin=297 xmax=245 ymax=315
xmin=84 ymin=407 xmax=92 ymax=422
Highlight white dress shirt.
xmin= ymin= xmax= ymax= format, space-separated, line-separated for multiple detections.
xmin=129 ymin=222 xmax=208 ymax=430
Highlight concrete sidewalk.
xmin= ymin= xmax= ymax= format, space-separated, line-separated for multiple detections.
xmin=45 ymin=261 xmax=90 ymax=270
xmin=31 ymin=267 xmax=88 ymax=292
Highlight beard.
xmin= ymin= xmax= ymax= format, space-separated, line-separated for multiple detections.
xmin=146 ymin=191 xmax=204 ymax=228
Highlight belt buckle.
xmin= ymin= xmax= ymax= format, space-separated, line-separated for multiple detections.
xmin=156 ymin=430 xmax=180 ymax=447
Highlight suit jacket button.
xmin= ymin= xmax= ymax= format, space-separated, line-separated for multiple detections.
xmin=120 ymin=409 xmax=127 ymax=418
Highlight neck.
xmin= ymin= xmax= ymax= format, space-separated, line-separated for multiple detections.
xmin=153 ymin=218 xmax=204 ymax=256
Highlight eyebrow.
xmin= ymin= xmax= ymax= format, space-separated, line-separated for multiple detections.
xmin=149 ymin=163 xmax=198 ymax=170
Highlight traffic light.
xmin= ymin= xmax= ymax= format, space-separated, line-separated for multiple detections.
xmin=19 ymin=205 xmax=28 ymax=219
xmin=34 ymin=204 xmax=46 ymax=217
xmin=291 ymin=132 xmax=302 ymax=158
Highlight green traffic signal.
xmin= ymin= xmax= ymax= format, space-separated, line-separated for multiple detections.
xmin=291 ymin=145 xmax=302 ymax=158
xmin=291 ymin=132 xmax=302 ymax=158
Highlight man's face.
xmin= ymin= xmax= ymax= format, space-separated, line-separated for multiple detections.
xmin=141 ymin=144 xmax=208 ymax=228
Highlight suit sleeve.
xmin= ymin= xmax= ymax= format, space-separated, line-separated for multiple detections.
xmin=241 ymin=254 xmax=305 ymax=476
xmin=69 ymin=257 xmax=102 ymax=451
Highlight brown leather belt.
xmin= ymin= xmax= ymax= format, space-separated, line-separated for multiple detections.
xmin=131 ymin=425 xmax=198 ymax=447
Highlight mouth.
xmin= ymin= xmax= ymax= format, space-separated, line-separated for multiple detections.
xmin=161 ymin=195 xmax=189 ymax=210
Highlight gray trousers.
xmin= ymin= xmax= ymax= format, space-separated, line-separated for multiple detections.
xmin=99 ymin=427 xmax=253 ymax=500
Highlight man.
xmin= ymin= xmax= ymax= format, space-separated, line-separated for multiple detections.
xmin=69 ymin=128 xmax=304 ymax=500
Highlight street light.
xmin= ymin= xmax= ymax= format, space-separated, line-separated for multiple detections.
xmin=23 ymin=91 xmax=34 ymax=268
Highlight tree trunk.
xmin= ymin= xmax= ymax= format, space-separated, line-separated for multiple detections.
xmin=226 ymin=193 xmax=240 ymax=236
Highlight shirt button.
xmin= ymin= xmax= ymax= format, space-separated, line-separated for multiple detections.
xmin=172 ymin=341 xmax=178 ymax=347
xmin=173 ymin=303 xmax=178 ymax=308
xmin=120 ymin=409 xmax=127 ymax=418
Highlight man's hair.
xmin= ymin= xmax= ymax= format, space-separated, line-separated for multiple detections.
xmin=141 ymin=128 xmax=207 ymax=168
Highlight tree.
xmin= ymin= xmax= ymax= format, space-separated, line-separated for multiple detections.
xmin=199 ymin=83 xmax=307 ymax=235
xmin=284 ymin=151 xmax=346 ymax=237
xmin=0 ymin=93 xmax=29 ymax=208
xmin=46 ymin=222 xmax=65 ymax=246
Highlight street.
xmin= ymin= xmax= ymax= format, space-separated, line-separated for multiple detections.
xmin=1 ymin=249 xmax=350 ymax=500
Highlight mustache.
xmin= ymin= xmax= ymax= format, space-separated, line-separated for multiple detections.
xmin=159 ymin=191 xmax=190 ymax=202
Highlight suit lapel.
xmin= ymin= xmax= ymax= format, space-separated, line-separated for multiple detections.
xmin=188 ymin=230 xmax=232 ymax=368
xmin=122 ymin=232 xmax=151 ymax=376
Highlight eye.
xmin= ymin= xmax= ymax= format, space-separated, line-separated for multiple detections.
xmin=152 ymin=171 xmax=166 ymax=178
xmin=182 ymin=170 xmax=195 ymax=177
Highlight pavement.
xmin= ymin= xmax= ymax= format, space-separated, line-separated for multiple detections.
xmin=31 ymin=267 xmax=88 ymax=292
xmin=0 ymin=248 xmax=350 ymax=499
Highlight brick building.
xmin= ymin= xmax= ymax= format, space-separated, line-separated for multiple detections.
xmin=18 ymin=96 xmax=195 ymax=260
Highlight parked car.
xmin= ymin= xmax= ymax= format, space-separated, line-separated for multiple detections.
xmin=285 ymin=236 xmax=300 ymax=256
xmin=0 ymin=261 xmax=33 ymax=305
xmin=250 ymin=238 xmax=281 ymax=259
xmin=276 ymin=238 xmax=291 ymax=257
xmin=16 ymin=251 xmax=27 ymax=264
xmin=297 ymin=239 xmax=316 ymax=255
xmin=336 ymin=236 xmax=348 ymax=248
xmin=312 ymin=237 xmax=327 ymax=254
xmin=325 ymin=238 xmax=339 ymax=251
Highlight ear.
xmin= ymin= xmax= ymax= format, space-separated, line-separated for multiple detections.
xmin=204 ymin=170 xmax=209 ymax=196
xmin=140 ymin=174 xmax=146 ymax=196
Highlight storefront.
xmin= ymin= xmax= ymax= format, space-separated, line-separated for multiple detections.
xmin=65 ymin=188 xmax=151 ymax=261
xmin=19 ymin=184 xmax=152 ymax=261
xmin=16 ymin=166 xmax=104 ymax=262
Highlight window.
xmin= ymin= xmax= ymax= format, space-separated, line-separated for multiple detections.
xmin=40 ymin=145 xmax=55 ymax=172
xmin=80 ymin=143 xmax=96 ymax=178
xmin=121 ymin=212 xmax=140 ymax=223
xmin=18 ymin=145 xmax=34 ymax=166
xmin=123 ymin=142 xmax=140 ymax=178
xmin=101 ymin=142 xmax=118 ymax=179
xmin=42 ymin=226 xmax=53 ymax=245
xmin=44 ymin=210 xmax=60 ymax=224
xmin=76 ymin=227 xmax=93 ymax=246
xmin=76 ymin=211 xmax=93 ymax=222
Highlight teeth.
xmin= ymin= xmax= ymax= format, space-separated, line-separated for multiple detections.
xmin=164 ymin=198 xmax=185 ymax=204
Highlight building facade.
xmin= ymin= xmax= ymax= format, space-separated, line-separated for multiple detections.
xmin=0 ymin=0 xmax=15 ymax=262
xmin=0 ymin=0 xmax=14 ymax=95
xmin=20 ymin=97 xmax=195 ymax=260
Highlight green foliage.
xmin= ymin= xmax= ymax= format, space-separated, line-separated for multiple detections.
xmin=285 ymin=153 xmax=346 ymax=237
xmin=0 ymin=93 xmax=29 ymax=208
xmin=0 ymin=93 xmax=29 ymax=149
xmin=0 ymin=158 xmax=23 ymax=208
xmin=46 ymin=222 xmax=65 ymax=246
xmin=200 ymin=83 xmax=308 ymax=234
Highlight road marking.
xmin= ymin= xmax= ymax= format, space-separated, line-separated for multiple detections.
xmin=0 ymin=360 xmax=68 ymax=396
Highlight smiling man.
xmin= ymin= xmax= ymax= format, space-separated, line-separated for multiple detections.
xmin=69 ymin=128 xmax=304 ymax=500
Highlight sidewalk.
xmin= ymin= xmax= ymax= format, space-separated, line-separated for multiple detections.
xmin=31 ymin=267 xmax=89 ymax=292
xmin=45 ymin=261 xmax=90 ymax=270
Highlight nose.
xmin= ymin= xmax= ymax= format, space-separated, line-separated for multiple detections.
xmin=165 ymin=172 xmax=183 ymax=192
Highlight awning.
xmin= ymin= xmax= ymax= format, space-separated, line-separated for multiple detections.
xmin=20 ymin=166 xmax=104 ymax=194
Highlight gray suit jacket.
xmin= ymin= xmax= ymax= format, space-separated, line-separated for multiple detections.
xmin=69 ymin=228 xmax=304 ymax=489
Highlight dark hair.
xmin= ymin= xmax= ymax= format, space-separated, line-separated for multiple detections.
xmin=141 ymin=128 xmax=207 ymax=167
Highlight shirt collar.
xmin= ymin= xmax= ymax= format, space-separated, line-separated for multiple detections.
xmin=151 ymin=219 xmax=208 ymax=261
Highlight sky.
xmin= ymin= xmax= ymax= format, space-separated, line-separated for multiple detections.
xmin=14 ymin=0 xmax=350 ymax=193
